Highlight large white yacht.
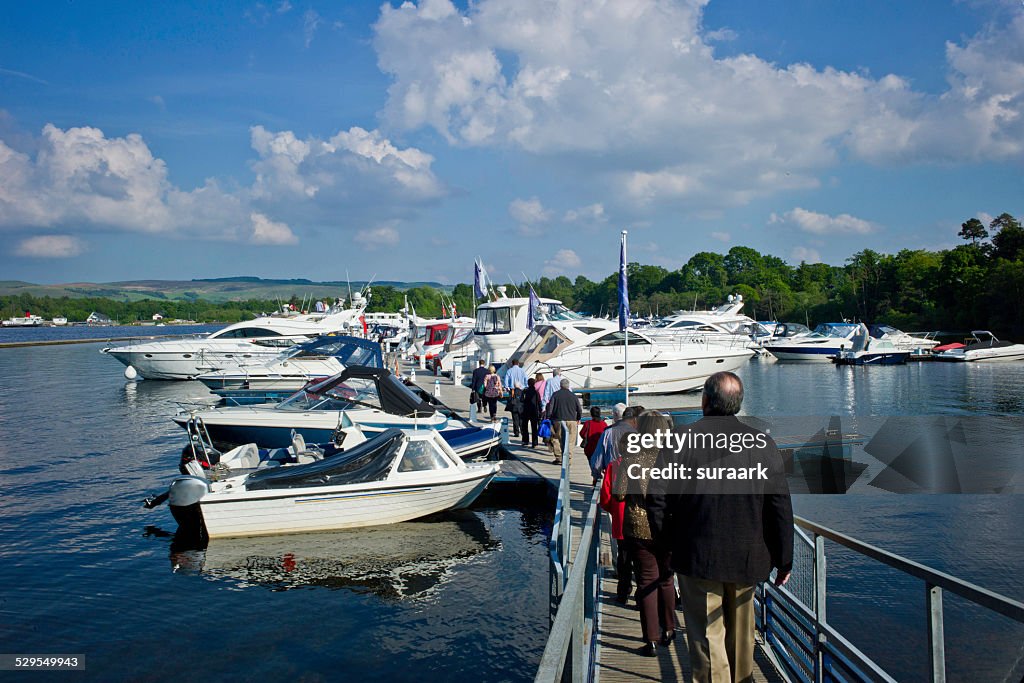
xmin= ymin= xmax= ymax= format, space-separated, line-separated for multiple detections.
xmin=506 ymin=318 xmax=754 ymax=394
xmin=644 ymin=294 xmax=768 ymax=351
xmin=763 ymin=322 xmax=861 ymax=362
xmin=474 ymin=287 xmax=581 ymax=365
xmin=101 ymin=292 xmax=370 ymax=380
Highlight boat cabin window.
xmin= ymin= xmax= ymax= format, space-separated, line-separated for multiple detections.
xmin=213 ymin=327 xmax=284 ymax=339
xmin=588 ymin=331 xmax=651 ymax=347
xmin=448 ymin=326 xmax=474 ymax=346
xmin=276 ymin=377 xmax=381 ymax=412
xmin=507 ymin=326 xmax=571 ymax=365
xmin=814 ymin=323 xmax=858 ymax=338
xmin=397 ymin=440 xmax=450 ymax=472
xmin=544 ymin=303 xmax=583 ymax=321
xmin=475 ymin=307 xmax=513 ymax=334
xmin=427 ymin=326 xmax=449 ymax=344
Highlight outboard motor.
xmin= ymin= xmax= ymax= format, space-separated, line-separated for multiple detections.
xmin=168 ymin=476 xmax=210 ymax=537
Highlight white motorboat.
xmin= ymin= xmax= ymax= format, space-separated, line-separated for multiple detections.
xmin=474 ymin=287 xmax=581 ymax=365
xmin=763 ymin=322 xmax=861 ymax=362
xmin=430 ymin=321 xmax=478 ymax=374
xmin=866 ymin=324 xmax=938 ymax=353
xmin=165 ymin=428 xmax=501 ymax=538
xmin=2 ymin=312 xmax=44 ymax=327
xmin=831 ymin=324 xmax=911 ymax=365
xmin=933 ymin=331 xmax=1024 ymax=362
xmin=506 ymin=318 xmax=754 ymax=394
xmin=173 ymin=365 xmax=453 ymax=448
xmin=101 ymin=292 xmax=370 ymax=380
xmin=196 ymin=336 xmax=383 ymax=392
xmin=644 ymin=295 xmax=768 ymax=351
xmin=51 ymin=317 xmax=68 ymax=326
xmin=364 ymin=311 xmax=411 ymax=353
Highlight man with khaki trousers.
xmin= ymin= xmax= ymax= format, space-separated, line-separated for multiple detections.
xmin=647 ymin=372 xmax=793 ymax=682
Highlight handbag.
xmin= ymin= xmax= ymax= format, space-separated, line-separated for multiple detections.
xmin=538 ymin=419 xmax=552 ymax=439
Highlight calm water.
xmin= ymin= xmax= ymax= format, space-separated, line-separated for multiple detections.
xmin=1 ymin=347 xmax=1022 ymax=681
xmin=0 ymin=324 xmax=223 ymax=345
xmin=0 ymin=342 xmax=551 ymax=681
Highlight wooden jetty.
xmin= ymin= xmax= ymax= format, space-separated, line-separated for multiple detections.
xmin=410 ymin=365 xmax=782 ymax=682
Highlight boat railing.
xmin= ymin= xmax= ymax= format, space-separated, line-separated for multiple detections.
xmin=538 ymin=420 xmax=603 ymax=683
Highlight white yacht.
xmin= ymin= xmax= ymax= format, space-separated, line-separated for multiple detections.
xmin=431 ymin=321 xmax=478 ymax=374
xmin=644 ymin=295 xmax=768 ymax=351
xmin=933 ymin=331 xmax=1024 ymax=362
xmin=866 ymin=324 xmax=939 ymax=353
xmin=101 ymin=292 xmax=370 ymax=380
xmin=474 ymin=287 xmax=581 ymax=365
xmin=763 ymin=322 xmax=861 ymax=362
xmin=506 ymin=319 xmax=754 ymax=394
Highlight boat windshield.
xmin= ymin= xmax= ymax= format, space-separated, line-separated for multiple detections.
xmin=427 ymin=325 xmax=449 ymax=345
xmin=773 ymin=323 xmax=811 ymax=338
xmin=507 ymin=326 xmax=571 ymax=366
xmin=475 ymin=307 xmax=513 ymax=334
xmin=813 ymin=323 xmax=859 ymax=338
xmin=544 ymin=303 xmax=583 ymax=321
xmin=276 ymin=377 xmax=381 ymax=411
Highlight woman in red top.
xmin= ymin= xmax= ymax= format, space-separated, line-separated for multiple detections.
xmin=599 ymin=457 xmax=632 ymax=604
xmin=580 ymin=406 xmax=608 ymax=458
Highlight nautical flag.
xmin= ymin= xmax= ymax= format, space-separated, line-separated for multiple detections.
xmin=618 ymin=231 xmax=630 ymax=332
xmin=473 ymin=259 xmax=488 ymax=300
xmin=528 ymin=286 xmax=541 ymax=329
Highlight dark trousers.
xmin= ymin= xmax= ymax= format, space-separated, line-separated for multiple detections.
xmin=615 ymin=538 xmax=634 ymax=600
xmin=485 ymin=396 xmax=498 ymax=419
xmin=510 ymin=410 xmax=522 ymax=436
xmin=629 ymin=538 xmax=676 ymax=641
xmin=520 ymin=415 xmax=539 ymax=446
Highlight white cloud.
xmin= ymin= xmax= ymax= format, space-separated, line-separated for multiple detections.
xmin=354 ymin=225 xmax=400 ymax=249
xmin=563 ymin=203 xmax=607 ymax=225
xmin=790 ymin=246 xmax=822 ymax=264
xmin=15 ymin=234 xmax=86 ymax=258
xmin=373 ymin=0 xmax=1024 ymax=208
xmin=710 ymin=231 xmax=730 ymax=242
xmin=250 ymin=212 xmax=297 ymax=245
xmin=770 ymin=208 xmax=880 ymax=235
xmin=303 ymin=9 xmax=322 ymax=48
xmin=542 ymin=248 xmax=582 ymax=276
xmin=509 ymin=196 xmax=551 ymax=235
xmin=277 ymin=1 xmax=292 ymax=13
xmin=0 ymin=121 xmax=445 ymax=247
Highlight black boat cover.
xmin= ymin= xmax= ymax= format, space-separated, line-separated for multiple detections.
xmin=245 ymin=429 xmax=405 ymax=490
xmin=306 ymin=366 xmax=436 ymax=418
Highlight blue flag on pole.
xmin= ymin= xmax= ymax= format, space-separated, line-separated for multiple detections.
xmin=473 ymin=259 xmax=486 ymax=300
xmin=618 ymin=232 xmax=630 ymax=331
xmin=528 ymin=286 xmax=541 ymax=329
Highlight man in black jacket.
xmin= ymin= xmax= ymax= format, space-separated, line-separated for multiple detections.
xmin=646 ymin=372 xmax=793 ymax=682
xmin=545 ymin=378 xmax=582 ymax=465
xmin=469 ymin=359 xmax=488 ymax=417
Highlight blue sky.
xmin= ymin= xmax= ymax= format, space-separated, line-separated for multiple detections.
xmin=1 ymin=0 xmax=1022 ymax=285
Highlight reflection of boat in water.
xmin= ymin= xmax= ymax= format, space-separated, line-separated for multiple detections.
xmin=167 ymin=511 xmax=498 ymax=598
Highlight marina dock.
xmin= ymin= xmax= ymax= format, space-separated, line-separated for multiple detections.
xmin=410 ymin=366 xmax=784 ymax=681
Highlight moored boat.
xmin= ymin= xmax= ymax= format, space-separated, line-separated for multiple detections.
xmin=831 ymin=324 xmax=911 ymax=365
xmin=933 ymin=331 xmax=1024 ymax=362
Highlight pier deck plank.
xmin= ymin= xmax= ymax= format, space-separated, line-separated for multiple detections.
xmin=411 ymin=366 xmax=781 ymax=681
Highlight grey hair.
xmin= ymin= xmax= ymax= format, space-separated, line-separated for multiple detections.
xmin=703 ymin=371 xmax=743 ymax=416
xmin=636 ymin=409 xmax=673 ymax=436
xmin=560 ymin=378 xmax=570 ymax=389
xmin=552 ymin=368 xmax=561 ymax=375
xmin=612 ymin=402 xmax=627 ymax=420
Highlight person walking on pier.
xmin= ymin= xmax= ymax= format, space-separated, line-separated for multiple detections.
xmin=520 ymin=377 xmax=542 ymax=447
xmin=599 ymin=449 xmax=633 ymax=606
xmin=504 ymin=359 xmax=529 ymax=438
xmin=541 ymin=367 xmax=565 ymax=412
xmin=545 ymin=378 xmax=582 ymax=465
xmin=647 ymin=372 xmax=793 ymax=682
xmin=580 ymin=406 xmax=608 ymax=462
xmin=613 ymin=410 xmax=677 ymax=657
xmin=470 ymin=359 xmax=488 ymax=416
xmin=482 ymin=365 xmax=504 ymax=422
xmin=589 ymin=403 xmax=640 ymax=479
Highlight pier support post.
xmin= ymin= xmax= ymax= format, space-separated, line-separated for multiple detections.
xmin=813 ymin=534 xmax=827 ymax=683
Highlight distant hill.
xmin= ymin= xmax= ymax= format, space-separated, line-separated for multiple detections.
xmin=0 ymin=277 xmax=451 ymax=303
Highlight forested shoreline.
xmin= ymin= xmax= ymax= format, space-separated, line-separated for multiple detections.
xmin=4 ymin=213 xmax=1021 ymax=335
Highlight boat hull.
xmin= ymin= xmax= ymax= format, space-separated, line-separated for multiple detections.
xmin=194 ymin=467 xmax=498 ymax=538
xmin=832 ymin=352 xmax=910 ymax=366
xmin=103 ymin=343 xmax=284 ymax=380
xmin=766 ymin=345 xmax=846 ymax=362
xmin=551 ymin=348 xmax=753 ymax=394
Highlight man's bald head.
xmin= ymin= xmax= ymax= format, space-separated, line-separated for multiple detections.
xmin=702 ymin=372 xmax=744 ymax=416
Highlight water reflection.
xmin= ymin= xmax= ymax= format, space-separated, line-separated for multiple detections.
xmin=154 ymin=511 xmax=499 ymax=599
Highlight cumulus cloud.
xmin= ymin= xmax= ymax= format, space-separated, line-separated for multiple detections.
xmin=0 ymin=121 xmax=444 ymax=248
xmin=373 ymin=0 xmax=1024 ymax=208
xmin=250 ymin=212 xmax=298 ymax=245
xmin=790 ymin=246 xmax=822 ymax=264
xmin=15 ymin=234 xmax=86 ymax=258
xmin=770 ymin=208 xmax=880 ymax=235
xmin=710 ymin=231 xmax=730 ymax=242
xmin=508 ymin=196 xmax=551 ymax=235
xmin=354 ymin=225 xmax=400 ymax=249
xmin=564 ymin=203 xmax=607 ymax=225
xmin=542 ymin=248 xmax=582 ymax=276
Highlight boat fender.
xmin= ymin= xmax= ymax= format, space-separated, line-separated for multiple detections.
xmin=168 ymin=476 xmax=210 ymax=508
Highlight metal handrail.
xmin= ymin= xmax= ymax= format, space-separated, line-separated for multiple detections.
xmin=537 ymin=475 xmax=603 ymax=683
xmin=547 ymin=421 xmax=574 ymax=608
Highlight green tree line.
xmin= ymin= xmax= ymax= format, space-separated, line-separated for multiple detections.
xmin=5 ymin=212 xmax=1022 ymax=335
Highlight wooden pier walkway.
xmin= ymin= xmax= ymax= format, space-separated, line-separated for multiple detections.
xmin=411 ymin=367 xmax=781 ymax=681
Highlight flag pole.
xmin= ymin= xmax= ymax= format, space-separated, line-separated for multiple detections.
xmin=620 ymin=230 xmax=630 ymax=407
